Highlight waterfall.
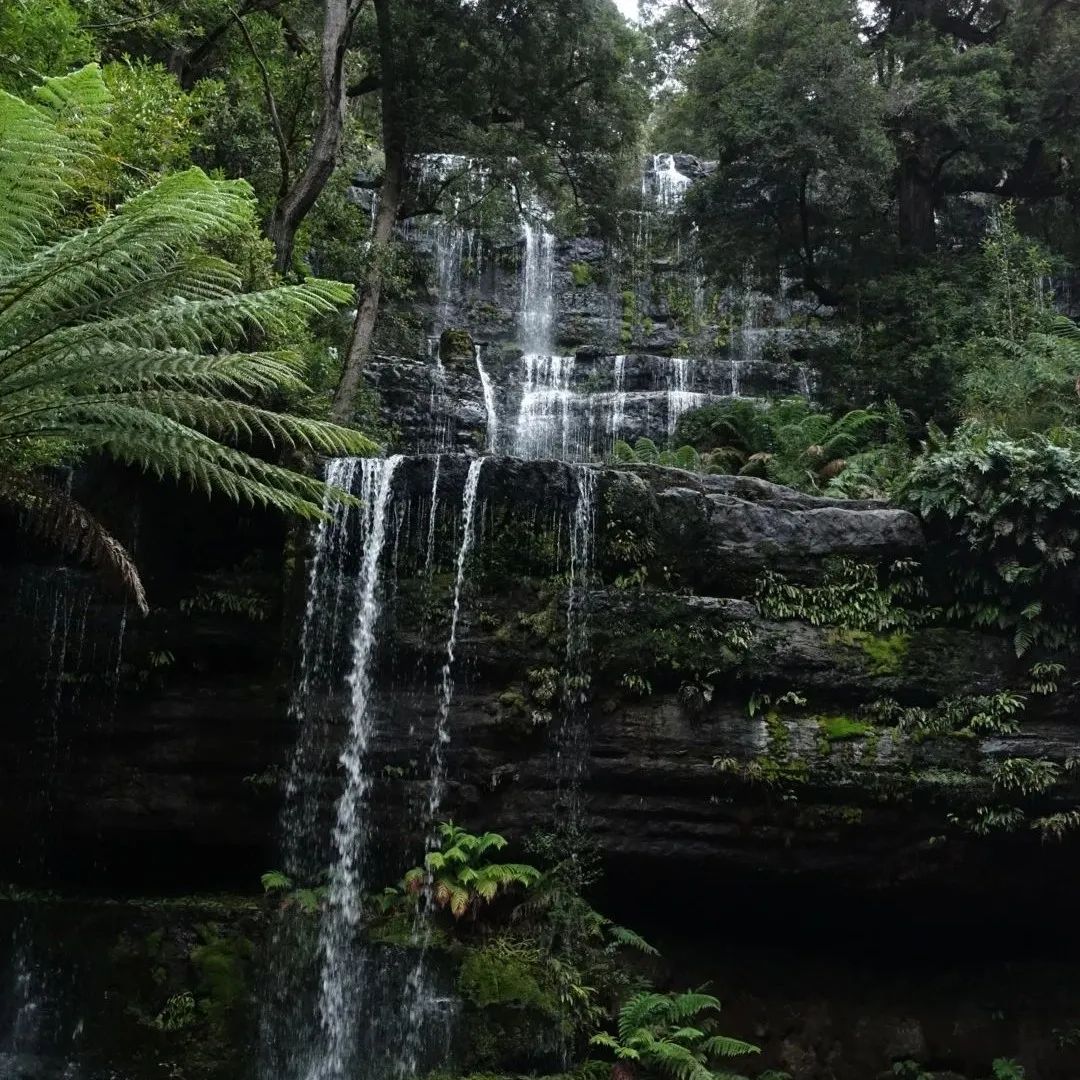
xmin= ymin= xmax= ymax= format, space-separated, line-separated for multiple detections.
xmin=558 ymin=466 xmax=597 ymax=815
xmin=428 ymin=457 xmax=484 ymax=821
xmin=645 ymin=153 xmax=693 ymax=210
xmin=609 ymin=355 xmax=628 ymax=448
xmin=296 ymin=455 xmax=402 ymax=1080
xmin=393 ymin=457 xmax=484 ymax=1080
xmin=425 ymin=454 xmax=442 ymax=575
xmin=520 ymin=216 xmax=556 ymax=354
xmin=475 ymin=347 xmax=499 ymax=451
xmin=512 ymin=354 xmax=576 ymax=460
xmin=667 ymin=357 xmax=706 ymax=438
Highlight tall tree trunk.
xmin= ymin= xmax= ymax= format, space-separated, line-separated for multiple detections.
xmin=897 ymin=155 xmax=937 ymax=254
xmin=269 ymin=0 xmax=365 ymax=273
xmin=331 ymin=0 xmax=404 ymax=423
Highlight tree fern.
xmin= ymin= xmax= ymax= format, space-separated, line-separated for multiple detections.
xmin=0 ymin=66 xmax=375 ymax=612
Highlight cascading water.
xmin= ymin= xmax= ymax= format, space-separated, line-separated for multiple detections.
xmin=394 ymin=457 xmax=484 ymax=1079
xmin=2 ymin=569 xmax=126 ymax=1077
xmin=557 ymin=466 xmax=597 ymax=818
xmin=427 ymin=457 xmax=484 ymax=823
xmin=519 ymin=215 xmax=557 ymax=354
xmin=271 ymin=456 xmax=403 ymax=1080
xmin=667 ymin=357 xmax=706 ymax=438
xmin=644 ymin=153 xmax=693 ymax=210
xmin=476 ymin=347 xmax=499 ymax=452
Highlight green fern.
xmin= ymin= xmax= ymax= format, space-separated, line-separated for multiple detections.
xmin=400 ymin=822 xmax=541 ymax=919
xmin=0 ymin=66 xmax=374 ymax=612
xmin=593 ymin=989 xmax=758 ymax=1080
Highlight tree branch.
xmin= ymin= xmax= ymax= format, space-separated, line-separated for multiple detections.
xmin=228 ymin=6 xmax=292 ymax=197
xmin=680 ymin=0 xmax=720 ymax=40
xmin=347 ymin=72 xmax=382 ymax=97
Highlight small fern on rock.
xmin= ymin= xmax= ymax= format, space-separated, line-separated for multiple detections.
xmin=590 ymin=989 xmax=759 ymax=1080
xmin=399 ymin=822 xmax=541 ymax=918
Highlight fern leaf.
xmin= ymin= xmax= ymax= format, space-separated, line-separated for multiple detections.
xmin=608 ymin=924 xmax=661 ymax=956
xmin=700 ymin=1034 xmax=761 ymax=1058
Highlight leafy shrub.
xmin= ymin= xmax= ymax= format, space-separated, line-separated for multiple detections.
xmin=904 ymin=425 xmax=1080 ymax=653
xmin=670 ymin=397 xmax=902 ymax=494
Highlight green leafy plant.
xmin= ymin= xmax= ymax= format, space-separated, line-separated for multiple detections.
xmin=151 ymin=990 xmax=197 ymax=1032
xmin=671 ymin=397 xmax=896 ymax=493
xmin=1029 ymin=661 xmax=1065 ymax=695
xmin=399 ymin=823 xmax=541 ymax=919
xmin=0 ymin=65 xmax=373 ymax=612
xmin=992 ymin=1058 xmax=1026 ymax=1080
xmin=590 ymin=989 xmax=759 ymax=1080
xmin=989 ymin=758 xmax=1059 ymax=796
xmin=756 ymin=557 xmax=929 ymax=632
xmin=904 ymin=425 xmax=1080 ymax=654
xmin=260 ymin=870 xmax=324 ymax=914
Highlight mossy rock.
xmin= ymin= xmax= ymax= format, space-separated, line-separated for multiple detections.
xmin=439 ymin=327 xmax=475 ymax=369
xmin=831 ymin=628 xmax=910 ymax=675
xmin=569 ymin=261 xmax=594 ymax=286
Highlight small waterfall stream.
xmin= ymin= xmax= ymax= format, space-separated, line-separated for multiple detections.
xmin=303 ymin=456 xmax=402 ymax=1080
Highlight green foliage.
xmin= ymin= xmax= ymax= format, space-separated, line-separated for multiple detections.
xmin=816 ymin=715 xmax=873 ymax=742
xmin=260 ymin=870 xmax=325 ymax=914
xmin=992 ymin=1060 xmax=1025 ymax=1080
xmin=91 ymin=60 xmax=221 ymax=206
xmin=1028 ymin=661 xmax=1065 ymax=695
xmin=152 ymin=990 xmax=197 ymax=1032
xmin=458 ymin=938 xmax=559 ymax=1014
xmin=590 ymin=989 xmax=759 ymax=1080
xmin=570 ymin=262 xmax=594 ymax=287
xmin=672 ymin=398 xmax=900 ymax=495
xmin=756 ymin=558 xmax=928 ymax=633
xmin=866 ymin=691 xmax=1026 ymax=739
xmin=0 ymin=66 xmax=374 ymax=610
xmin=830 ymin=629 xmax=910 ymax=675
xmin=674 ymin=0 xmax=893 ymax=301
xmin=0 ymin=0 xmax=91 ymax=93
xmin=904 ymin=426 xmax=1080 ymax=653
xmin=188 ymin=924 xmax=254 ymax=1035
xmin=989 ymin=758 xmax=1059 ymax=797
xmin=399 ymin=823 xmax=541 ymax=919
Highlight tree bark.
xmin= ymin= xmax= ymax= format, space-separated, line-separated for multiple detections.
xmin=897 ymin=155 xmax=937 ymax=254
xmin=330 ymin=0 xmax=405 ymax=424
xmin=268 ymin=0 xmax=366 ymax=273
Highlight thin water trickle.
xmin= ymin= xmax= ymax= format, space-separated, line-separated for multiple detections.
xmin=476 ymin=347 xmax=499 ymax=452
xmin=395 ymin=457 xmax=484 ymax=1080
xmin=427 ymin=457 xmax=484 ymax=823
xmin=301 ymin=456 xmax=402 ymax=1080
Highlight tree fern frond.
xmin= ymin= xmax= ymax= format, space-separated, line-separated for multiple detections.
xmin=607 ymin=924 xmax=661 ymax=956
xmin=618 ymin=992 xmax=672 ymax=1040
xmin=669 ymin=992 xmax=722 ymax=1022
xmin=699 ymin=1035 xmax=761 ymax=1058
xmin=0 ymin=471 xmax=147 ymax=613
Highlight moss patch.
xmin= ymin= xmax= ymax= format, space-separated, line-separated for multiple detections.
xmin=817 ymin=714 xmax=874 ymax=742
xmin=569 ymin=261 xmax=593 ymax=287
xmin=831 ymin=628 xmax=910 ymax=675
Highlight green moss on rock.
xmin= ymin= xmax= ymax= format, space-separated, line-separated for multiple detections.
xmin=831 ymin=628 xmax=910 ymax=675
